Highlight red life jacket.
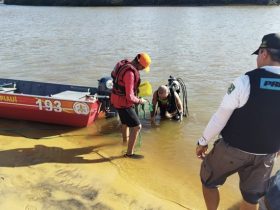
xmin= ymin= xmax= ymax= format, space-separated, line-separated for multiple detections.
xmin=111 ymin=59 xmax=141 ymax=96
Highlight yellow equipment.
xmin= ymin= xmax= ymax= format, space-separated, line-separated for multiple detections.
xmin=138 ymin=81 xmax=152 ymax=97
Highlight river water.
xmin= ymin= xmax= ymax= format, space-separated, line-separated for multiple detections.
xmin=0 ymin=4 xmax=280 ymax=210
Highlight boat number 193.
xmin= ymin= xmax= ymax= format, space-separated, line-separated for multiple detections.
xmin=36 ymin=99 xmax=62 ymax=112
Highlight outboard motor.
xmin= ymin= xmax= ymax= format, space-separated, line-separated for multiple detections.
xmin=98 ymin=77 xmax=113 ymax=94
xmin=97 ymin=77 xmax=117 ymax=118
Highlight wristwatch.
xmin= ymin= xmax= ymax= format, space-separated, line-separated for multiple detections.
xmin=197 ymin=142 xmax=207 ymax=146
xmin=197 ymin=136 xmax=208 ymax=147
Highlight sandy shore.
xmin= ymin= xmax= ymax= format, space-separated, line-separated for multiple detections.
xmin=0 ymin=119 xmax=192 ymax=210
xmin=0 ymin=118 xmax=278 ymax=210
xmin=0 ymin=140 xmax=187 ymax=210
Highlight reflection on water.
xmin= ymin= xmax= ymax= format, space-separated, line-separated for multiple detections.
xmin=0 ymin=5 xmax=280 ymax=209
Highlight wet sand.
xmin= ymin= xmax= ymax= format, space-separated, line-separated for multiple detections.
xmin=0 ymin=118 xmax=191 ymax=210
xmin=0 ymin=118 xmax=278 ymax=210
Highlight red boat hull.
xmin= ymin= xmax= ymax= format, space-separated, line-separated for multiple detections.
xmin=0 ymin=93 xmax=101 ymax=127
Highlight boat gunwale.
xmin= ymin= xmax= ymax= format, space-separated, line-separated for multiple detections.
xmin=0 ymin=91 xmax=100 ymax=103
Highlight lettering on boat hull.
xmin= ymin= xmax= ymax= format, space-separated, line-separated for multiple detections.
xmin=0 ymin=95 xmax=17 ymax=103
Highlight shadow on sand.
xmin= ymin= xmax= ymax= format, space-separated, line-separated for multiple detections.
xmin=0 ymin=118 xmax=78 ymax=139
xmin=0 ymin=117 xmax=121 ymax=140
xmin=227 ymin=202 xmax=242 ymax=210
xmin=0 ymin=144 xmax=124 ymax=167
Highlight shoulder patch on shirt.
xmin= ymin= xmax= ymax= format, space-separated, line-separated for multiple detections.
xmin=227 ymin=83 xmax=235 ymax=95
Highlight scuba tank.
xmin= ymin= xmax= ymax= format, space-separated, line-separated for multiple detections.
xmin=168 ymin=76 xmax=181 ymax=95
xmin=167 ymin=75 xmax=188 ymax=118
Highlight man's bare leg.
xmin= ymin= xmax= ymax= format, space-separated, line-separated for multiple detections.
xmin=127 ymin=124 xmax=141 ymax=155
xmin=202 ymin=184 xmax=220 ymax=210
xmin=121 ymin=124 xmax=129 ymax=144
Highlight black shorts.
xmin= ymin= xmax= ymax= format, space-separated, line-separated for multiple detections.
xmin=117 ymin=107 xmax=141 ymax=127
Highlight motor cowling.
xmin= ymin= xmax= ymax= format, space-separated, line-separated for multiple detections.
xmin=98 ymin=77 xmax=113 ymax=94
xmin=97 ymin=77 xmax=117 ymax=118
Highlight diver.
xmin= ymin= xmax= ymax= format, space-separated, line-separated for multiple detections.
xmin=150 ymin=85 xmax=183 ymax=123
xmin=150 ymin=76 xmax=188 ymax=123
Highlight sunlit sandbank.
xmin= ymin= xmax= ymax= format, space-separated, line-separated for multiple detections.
xmin=1 ymin=118 xmax=274 ymax=209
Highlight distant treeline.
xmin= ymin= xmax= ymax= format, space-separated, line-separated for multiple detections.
xmin=3 ymin=0 xmax=280 ymax=6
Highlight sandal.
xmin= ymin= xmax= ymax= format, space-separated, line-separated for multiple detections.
xmin=123 ymin=153 xmax=144 ymax=159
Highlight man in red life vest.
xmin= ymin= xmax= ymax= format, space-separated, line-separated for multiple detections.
xmin=111 ymin=53 xmax=151 ymax=158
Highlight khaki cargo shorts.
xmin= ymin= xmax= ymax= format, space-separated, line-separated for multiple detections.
xmin=200 ymin=139 xmax=276 ymax=204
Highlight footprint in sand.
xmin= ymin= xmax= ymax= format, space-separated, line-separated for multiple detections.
xmin=25 ymin=205 xmax=37 ymax=210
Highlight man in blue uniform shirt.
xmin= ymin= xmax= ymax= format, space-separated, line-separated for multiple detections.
xmin=196 ymin=33 xmax=280 ymax=210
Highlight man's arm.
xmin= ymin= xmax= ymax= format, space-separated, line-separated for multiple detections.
xmin=196 ymin=107 xmax=234 ymax=159
xmin=123 ymin=71 xmax=141 ymax=104
xmin=174 ymin=92 xmax=183 ymax=113
xmin=198 ymin=107 xmax=234 ymax=146
xmin=196 ymin=74 xmax=250 ymax=159
xmin=166 ymin=92 xmax=183 ymax=116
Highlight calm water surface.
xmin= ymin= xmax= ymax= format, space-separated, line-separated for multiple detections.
xmin=0 ymin=4 xmax=280 ymax=209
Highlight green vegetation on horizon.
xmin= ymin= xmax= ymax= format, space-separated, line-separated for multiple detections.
xmin=3 ymin=0 xmax=280 ymax=6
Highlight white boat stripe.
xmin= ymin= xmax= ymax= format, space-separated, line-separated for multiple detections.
xmin=0 ymin=101 xmax=73 ymax=111
xmin=0 ymin=101 xmax=98 ymax=113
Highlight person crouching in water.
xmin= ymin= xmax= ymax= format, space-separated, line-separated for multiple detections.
xmin=150 ymin=85 xmax=183 ymax=123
